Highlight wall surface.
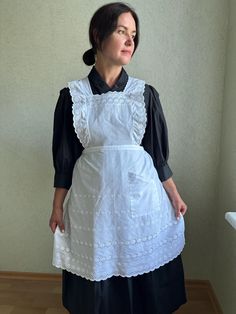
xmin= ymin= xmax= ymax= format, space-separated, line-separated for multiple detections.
xmin=0 ymin=0 xmax=228 ymax=287
xmin=212 ymin=0 xmax=236 ymax=313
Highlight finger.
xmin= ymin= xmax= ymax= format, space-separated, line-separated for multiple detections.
xmin=175 ymin=208 xmax=181 ymax=219
xmin=59 ymin=222 xmax=65 ymax=233
xmin=50 ymin=221 xmax=57 ymax=233
xmin=180 ymin=205 xmax=187 ymax=216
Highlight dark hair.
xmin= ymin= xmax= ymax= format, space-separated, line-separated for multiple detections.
xmin=83 ymin=2 xmax=140 ymax=66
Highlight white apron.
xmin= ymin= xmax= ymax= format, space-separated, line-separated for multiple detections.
xmin=52 ymin=76 xmax=185 ymax=281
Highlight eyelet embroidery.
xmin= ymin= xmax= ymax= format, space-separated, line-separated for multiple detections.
xmin=68 ymin=77 xmax=146 ymax=147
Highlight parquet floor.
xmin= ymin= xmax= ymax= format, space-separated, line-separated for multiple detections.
xmin=0 ymin=275 xmax=222 ymax=314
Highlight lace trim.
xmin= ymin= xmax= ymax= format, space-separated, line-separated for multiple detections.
xmin=53 ymin=255 xmax=182 ymax=282
xmin=68 ymin=77 xmax=146 ymax=146
xmin=127 ymin=78 xmax=147 ymax=145
xmin=68 ymin=81 xmax=90 ymax=148
xmin=54 ymin=240 xmax=184 ymax=264
xmin=55 ymin=222 xmax=181 ymax=249
xmin=53 ymin=235 xmax=185 ymax=281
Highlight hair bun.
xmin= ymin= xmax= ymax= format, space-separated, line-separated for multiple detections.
xmin=83 ymin=48 xmax=95 ymax=66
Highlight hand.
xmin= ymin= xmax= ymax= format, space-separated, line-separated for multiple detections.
xmin=171 ymin=195 xmax=187 ymax=220
xmin=49 ymin=207 xmax=65 ymax=233
xmin=162 ymin=177 xmax=187 ymax=220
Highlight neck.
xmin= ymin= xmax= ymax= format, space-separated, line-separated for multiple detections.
xmin=95 ymin=57 xmax=122 ymax=88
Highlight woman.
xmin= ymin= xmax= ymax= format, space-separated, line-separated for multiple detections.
xmin=49 ymin=2 xmax=187 ymax=314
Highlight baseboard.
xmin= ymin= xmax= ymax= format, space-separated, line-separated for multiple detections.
xmin=0 ymin=271 xmax=223 ymax=313
xmin=0 ymin=271 xmax=61 ymax=281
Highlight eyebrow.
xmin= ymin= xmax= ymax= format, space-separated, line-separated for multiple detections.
xmin=117 ymin=25 xmax=136 ymax=33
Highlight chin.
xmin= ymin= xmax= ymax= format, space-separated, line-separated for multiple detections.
xmin=120 ymin=57 xmax=132 ymax=66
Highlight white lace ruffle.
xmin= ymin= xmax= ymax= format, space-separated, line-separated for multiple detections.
xmin=68 ymin=77 xmax=146 ymax=147
xmin=132 ymin=98 xmax=147 ymax=145
xmin=125 ymin=78 xmax=147 ymax=145
xmin=68 ymin=81 xmax=90 ymax=148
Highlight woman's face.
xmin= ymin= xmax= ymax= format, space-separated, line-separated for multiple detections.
xmin=98 ymin=12 xmax=136 ymax=66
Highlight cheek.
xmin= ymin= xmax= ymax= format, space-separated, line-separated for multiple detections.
xmin=116 ymin=40 xmax=126 ymax=53
xmin=101 ymin=36 xmax=124 ymax=57
xmin=103 ymin=39 xmax=118 ymax=53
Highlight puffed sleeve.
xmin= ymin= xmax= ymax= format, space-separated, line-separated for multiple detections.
xmin=52 ymin=87 xmax=84 ymax=189
xmin=142 ymin=84 xmax=173 ymax=182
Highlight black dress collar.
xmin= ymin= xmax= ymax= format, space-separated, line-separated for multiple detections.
xmin=88 ymin=66 xmax=129 ymax=95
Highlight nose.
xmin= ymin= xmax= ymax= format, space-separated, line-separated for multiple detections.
xmin=125 ymin=35 xmax=134 ymax=46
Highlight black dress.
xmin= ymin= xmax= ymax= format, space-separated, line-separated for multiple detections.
xmin=52 ymin=67 xmax=186 ymax=314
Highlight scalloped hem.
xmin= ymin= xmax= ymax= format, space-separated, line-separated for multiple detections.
xmin=52 ymin=246 xmax=184 ymax=282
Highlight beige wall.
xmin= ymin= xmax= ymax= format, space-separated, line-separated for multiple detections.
xmin=211 ymin=0 xmax=236 ymax=313
xmin=0 ymin=1 xmax=232 ymax=311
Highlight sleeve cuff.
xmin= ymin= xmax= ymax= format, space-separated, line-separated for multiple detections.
xmin=54 ymin=173 xmax=72 ymax=190
xmin=157 ymin=163 xmax=173 ymax=182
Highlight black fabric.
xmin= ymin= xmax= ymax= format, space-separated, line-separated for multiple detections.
xmin=52 ymin=88 xmax=83 ymax=189
xmin=63 ymin=255 xmax=186 ymax=314
xmin=52 ymin=66 xmax=172 ymax=189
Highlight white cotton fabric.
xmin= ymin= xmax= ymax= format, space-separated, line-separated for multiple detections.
xmin=52 ymin=76 xmax=185 ymax=281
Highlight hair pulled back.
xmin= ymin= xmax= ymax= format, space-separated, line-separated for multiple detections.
xmin=83 ymin=2 xmax=140 ymax=66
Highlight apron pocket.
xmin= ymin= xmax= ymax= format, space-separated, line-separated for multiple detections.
xmin=128 ymin=172 xmax=160 ymax=218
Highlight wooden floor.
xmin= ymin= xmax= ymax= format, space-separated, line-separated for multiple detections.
xmin=0 ymin=273 xmax=222 ymax=314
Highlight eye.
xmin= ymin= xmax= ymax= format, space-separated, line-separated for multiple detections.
xmin=118 ymin=29 xmax=125 ymax=34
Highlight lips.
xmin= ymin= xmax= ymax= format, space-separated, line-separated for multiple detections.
xmin=121 ymin=50 xmax=132 ymax=56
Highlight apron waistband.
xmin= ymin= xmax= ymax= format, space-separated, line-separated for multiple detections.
xmin=83 ymin=145 xmax=144 ymax=153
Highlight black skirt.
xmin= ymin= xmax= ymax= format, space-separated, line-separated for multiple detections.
xmin=62 ymin=255 xmax=186 ymax=314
